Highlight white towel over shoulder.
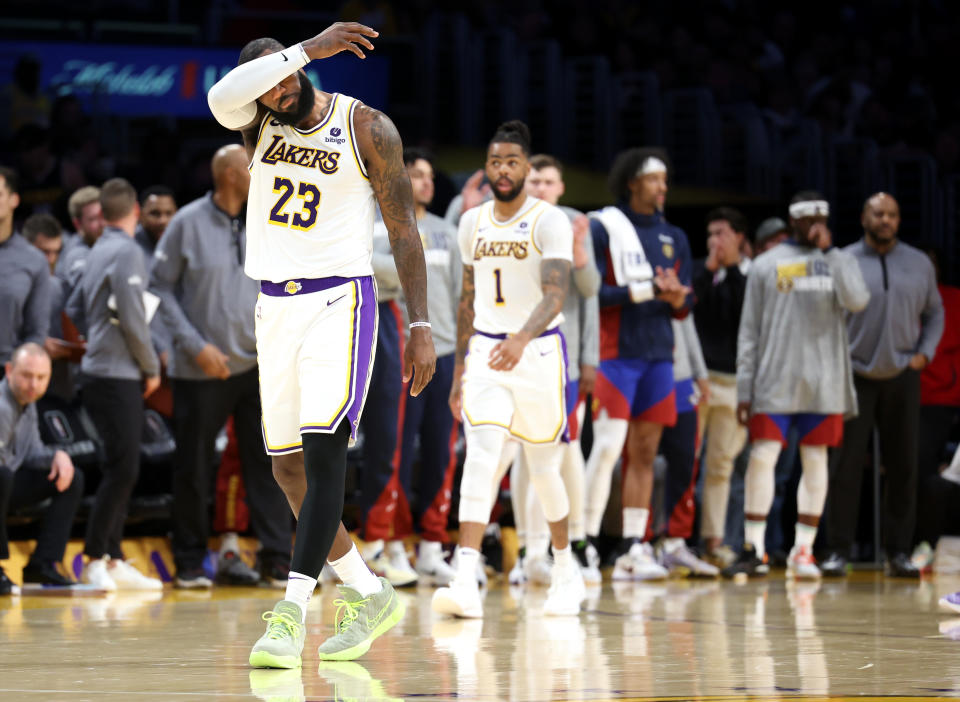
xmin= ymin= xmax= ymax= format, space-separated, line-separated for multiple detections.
xmin=591 ymin=206 xmax=655 ymax=301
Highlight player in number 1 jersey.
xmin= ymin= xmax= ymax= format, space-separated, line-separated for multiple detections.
xmin=207 ymin=22 xmax=436 ymax=667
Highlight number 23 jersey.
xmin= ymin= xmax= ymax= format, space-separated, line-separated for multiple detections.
xmin=458 ymin=196 xmax=573 ymax=335
xmin=245 ymin=93 xmax=375 ymax=284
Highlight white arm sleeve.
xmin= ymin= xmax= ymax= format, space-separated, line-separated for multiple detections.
xmin=207 ymin=43 xmax=311 ymax=130
xmin=535 ymin=207 xmax=574 ymax=262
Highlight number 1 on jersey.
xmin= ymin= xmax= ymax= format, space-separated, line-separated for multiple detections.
xmin=494 ymin=268 xmax=505 ymax=306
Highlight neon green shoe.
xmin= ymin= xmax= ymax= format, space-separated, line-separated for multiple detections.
xmin=249 ymin=600 xmax=306 ymax=669
xmin=317 ymin=577 xmax=405 ymax=661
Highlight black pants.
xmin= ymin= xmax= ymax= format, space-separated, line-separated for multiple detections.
xmin=0 ymin=465 xmax=85 ymax=562
xmin=660 ymin=408 xmax=699 ymax=540
xmin=826 ymin=369 xmax=920 ymax=557
xmin=82 ymin=377 xmax=143 ymax=560
xmin=172 ymin=368 xmax=291 ymax=571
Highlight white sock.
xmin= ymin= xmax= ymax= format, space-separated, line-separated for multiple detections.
xmin=745 ymin=519 xmax=767 ymax=559
xmin=553 ymin=545 xmax=573 ymax=569
xmin=623 ymin=507 xmax=649 ymax=540
xmin=219 ymin=532 xmax=240 ymax=556
xmin=455 ymin=547 xmax=480 ymax=587
xmin=329 ymin=544 xmax=383 ymax=597
xmin=284 ymin=571 xmax=317 ymax=622
xmin=794 ymin=523 xmax=817 ymax=550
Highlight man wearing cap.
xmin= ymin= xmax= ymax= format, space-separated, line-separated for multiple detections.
xmin=586 ymin=148 xmax=692 ymax=581
xmin=693 ymin=207 xmax=751 ymax=567
xmin=726 ymin=191 xmax=869 ymax=580
xmin=754 ymin=217 xmax=789 ymax=254
xmin=821 ymin=192 xmax=943 ymax=578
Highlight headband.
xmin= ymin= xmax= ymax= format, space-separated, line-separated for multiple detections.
xmin=637 ymin=156 xmax=667 ymax=177
xmin=789 ymin=200 xmax=830 ymax=219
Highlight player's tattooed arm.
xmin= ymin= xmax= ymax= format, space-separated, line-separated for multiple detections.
xmin=455 ymin=265 xmax=476 ymax=366
xmin=450 ymin=264 xmax=475 ymax=418
xmin=355 ymin=104 xmax=436 ymax=396
xmin=488 ymin=258 xmax=570 ymax=371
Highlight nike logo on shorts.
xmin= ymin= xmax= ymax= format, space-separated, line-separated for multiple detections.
xmin=281 ymin=53 xmax=289 ymax=62
xmin=540 ymin=349 xmax=554 ymax=356
xmin=328 ymin=294 xmax=347 ymax=307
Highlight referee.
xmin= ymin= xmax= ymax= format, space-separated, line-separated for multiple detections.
xmin=150 ymin=145 xmax=292 ymax=588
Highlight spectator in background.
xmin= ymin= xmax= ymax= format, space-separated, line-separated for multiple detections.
xmin=14 ymin=124 xmax=83 ymax=224
xmin=393 ymin=149 xmax=460 ymax=586
xmin=823 ymin=193 xmax=944 ymax=578
xmin=0 ymin=343 xmax=83 ymax=594
xmin=135 ymin=185 xmax=177 ymax=260
xmin=150 ymin=145 xmax=292 ymax=589
xmin=916 ymin=247 xmax=960 ymax=558
xmin=754 ymin=217 xmax=789 ymax=254
xmin=3 ymin=55 xmax=49 ymax=137
xmin=57 ymin=185 xmax=103 ymax=292
xmin=23 ymin=214 xmax=78 ymax=400
xmin=693 ymin=207 xmax=750 ymax=568
xmin=0 ymin=167 xmax=51 ymax=374
xmin=65 ymin=178 xmax=162 ymax=592
xmin=23 ymin=212 xmax=62 ymax=274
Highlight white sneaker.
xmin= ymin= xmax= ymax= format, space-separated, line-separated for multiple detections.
xmin=109 ymin=560 xmax=163 ymax=590
xmin=659 ymin=539 xmax=720 ymax=578
xmin=386 ymin=540 xmax=419 ymax=586
xmin=508 ymin=552 xmax=526 ymax=586
xmin=613 ymin=541 xmax=668 ymax=582
xmin=574 ymin=542 xmax=603 ymax=585
xmin=432 ymin=580 xmax=483 ymax=618
xmin=786 ymin=545 xmax=821 ymax=580
xmin=543 ymin=561 xmax=586 ymax=617
xmin=82 ymin=557 xmax=117 ymax=592
xmin=451 ymin=547 xmax=487 ymax=587
xmin=523 ymin=553 xmax=553 ymax=586
xmin=364 ymin=540 xmax=418 ymax=588
xmin=416 ymin=541 xmax=456 ymax=586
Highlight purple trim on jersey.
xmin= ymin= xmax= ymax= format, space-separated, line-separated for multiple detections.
xmin=299 ymin=276 xmax=377 ymax=443
xmin=260 ymin=276 xmax=356 ymax=297
xmin=473 ymin=327 xmax=563 ymax=341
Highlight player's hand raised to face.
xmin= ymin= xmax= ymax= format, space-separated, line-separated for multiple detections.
xmin=405 ymin=326 xmax=437 ymax=397
xmin=303 ymin=22 xmax=378 ymax=61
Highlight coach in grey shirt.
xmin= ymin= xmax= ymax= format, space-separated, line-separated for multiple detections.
xmin=65 ymin=178 xmax=163 ymax=590
xmin=824 ymin=193 xmax=944 ymax=578
xmin=149 ymin=145 xmax=291 ymax=587
xmin=0 ymin=343 xmax=83 ymax=592
xmin=0 ymin=167 xmax=51 ymax=369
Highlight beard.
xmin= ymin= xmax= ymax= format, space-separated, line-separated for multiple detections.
xmin=866 ymin=225 xmax=895 ymax=245
xmin=491 ymin=177 xmax=526 ymax=202
xmin=269 ymin=73 xmax=315 ymax=126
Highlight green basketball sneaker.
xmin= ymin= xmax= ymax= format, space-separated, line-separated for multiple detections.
xmin=249 ymin=600 xmax=306 ymax=669
xmin=317 ymin=577 xmax=405 ymax=661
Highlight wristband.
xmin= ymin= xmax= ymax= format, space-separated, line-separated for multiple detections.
xmin=409 ymin=321 xmax=431 ymax=330
xmin=628 ymin=281 xmax=655 ymax=303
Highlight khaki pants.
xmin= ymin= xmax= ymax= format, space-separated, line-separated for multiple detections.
xmin=698 ymin=377 xmax=748 ymax=541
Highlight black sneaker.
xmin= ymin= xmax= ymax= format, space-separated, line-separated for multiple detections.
xmin=886 ymin=552 xmax=920 ymax=579
xmin=572 ymin=540 xmax=590 ymax=569
xmin=174 ymin=567 xmax=213 ymax=589
xmin=721 ymin=544 xmax=769 ymax=579
xmin=258 ymin=552 xmax=291 ymax=588
xmin=0 ymin=567 xmax=13 ymax=595
xmin=481 ymin=529 xmax=503 ymax=573
xmin=216 ymin=551 xmax=260 ymax=586
xmin=21 ymin=560 xmax=74 ymax=587
xmin=820 ymin=552 xmax=848 ymax=577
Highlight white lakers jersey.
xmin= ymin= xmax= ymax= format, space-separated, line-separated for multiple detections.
xmin=245 ymin=93 xmax=375 ymax=283
xmin=458 ymin=196 xmax=573 ymax=335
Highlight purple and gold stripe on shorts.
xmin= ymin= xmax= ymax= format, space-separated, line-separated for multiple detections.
xmin=260 ymin=276 xmax=355 ymax=297
xmin=299 ymin=276 xmax=377 ymax=443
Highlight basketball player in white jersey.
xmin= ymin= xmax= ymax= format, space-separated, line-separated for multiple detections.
xmin=432 ymin=120 xmax=586 ymax=618
xmin=207 ymin=22 xmax=436 ymax=667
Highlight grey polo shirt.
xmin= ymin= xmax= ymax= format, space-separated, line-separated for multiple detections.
xmin=0 ymin=233 xmax=51 ymax=364
xmin=0 ymin=379 xmax=46 ymax=473
xmin=149 ymin=193 xmax=258 ymax=380
xmin=845 ymin=238 xmax=944 ymax=380
xmin=65 ymin=227 xmax=159 ymax=380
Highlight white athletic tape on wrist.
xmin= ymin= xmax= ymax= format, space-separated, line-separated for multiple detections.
xmin=629 ymin=281 xmax=655 ymax=303
xmin=788 ymin=200 xmax=830 ymax=219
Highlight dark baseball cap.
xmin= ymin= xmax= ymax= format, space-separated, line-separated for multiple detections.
xmin=755 ymin=217 xmax=788 ymax=245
